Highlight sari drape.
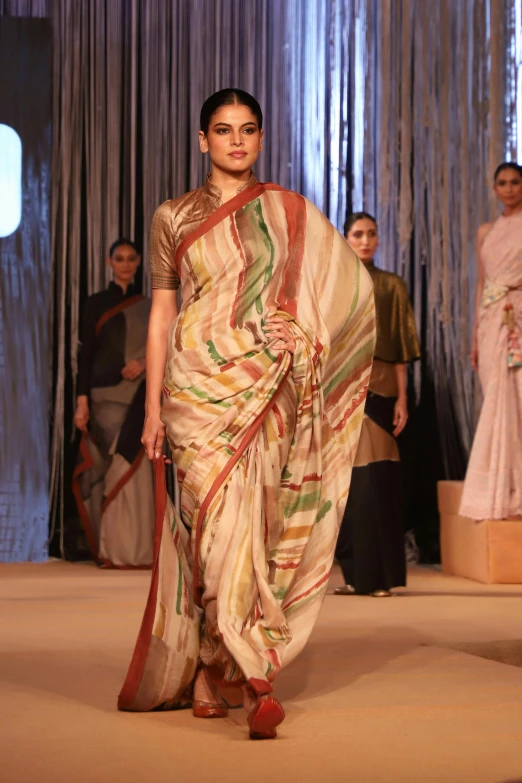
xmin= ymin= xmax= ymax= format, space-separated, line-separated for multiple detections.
xmin=118 ymin=183 xmax=375 ymax=711
xmin=460 ymin=212 xmax=522 ymax=520
xmin=73 ymin=295 xmax=154 ymax=567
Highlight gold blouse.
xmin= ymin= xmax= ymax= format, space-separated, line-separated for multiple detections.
xmin=150 ymin=172 xmax=259 ymax=290
xmin=366 ymin=262 xmax=421 ymax=363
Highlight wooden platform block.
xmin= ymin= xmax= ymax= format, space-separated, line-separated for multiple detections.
xmin=437 ymin=481 xmax=522 ymax=584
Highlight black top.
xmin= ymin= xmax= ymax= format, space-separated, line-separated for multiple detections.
xmin=77 ymin=282 xmax=136 ymax=396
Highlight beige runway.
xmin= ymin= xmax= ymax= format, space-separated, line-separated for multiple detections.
xmin=2 ymin=562 xmax=522 ymax=783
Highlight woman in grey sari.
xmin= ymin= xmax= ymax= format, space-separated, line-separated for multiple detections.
xmin=73 ymin=239 xmax=154 ymax=567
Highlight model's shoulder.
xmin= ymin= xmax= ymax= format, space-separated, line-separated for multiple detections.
xmin=85 ymin=289 xmax=108 ymax=306
xmin=477 ymin=220 xmax=495 ymax=245
xmin=264 ymin=186 xmax=331 ymax=221
xmin=154 ymin=187 xmax=204 ymax=218
xmin=373 ymin=266 xmax=406 ymax=287
xmin=261 ymin=183 xmax=304 ymax=202
xmin=82 ymin=288 xmax=111 ymax=319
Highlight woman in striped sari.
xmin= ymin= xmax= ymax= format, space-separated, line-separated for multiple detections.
xmin=118 ymin=90 xmax=375 ymax=739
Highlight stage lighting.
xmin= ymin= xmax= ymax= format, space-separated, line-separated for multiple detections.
xmin=0 ymin=123 xmax=22 ymax=238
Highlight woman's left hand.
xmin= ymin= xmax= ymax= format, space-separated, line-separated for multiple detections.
xmin=122 ymin=357 xmax=146 ymax=380
xmin=263 ymin=313 xmax=296 ymax=353
xmin=393 ymin=396 xmax=408 ymax=437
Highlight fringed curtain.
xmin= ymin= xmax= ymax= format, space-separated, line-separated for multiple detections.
xmin=361 ymin=0 xmax=507 ymax=477
xmin=0 ymin=0 xmax=520 ymax=555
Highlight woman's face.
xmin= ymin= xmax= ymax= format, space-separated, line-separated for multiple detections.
xmin=108 ymin=244 xmax=141 ymax=286
xmin=199 ymin=103 xmax=263 ymax=175
xmin=494 ymin=168 xmax=522 ymax=209
xmin=346 ymin=218 xmax=378 ymax=262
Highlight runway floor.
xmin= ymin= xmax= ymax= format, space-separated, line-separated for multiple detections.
xmin=2 ymin=561 xmax=522 ymax=783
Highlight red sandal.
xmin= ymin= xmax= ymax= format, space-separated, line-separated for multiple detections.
xmin=247 ymin=694 xmax=285 ymax=739
xmin=192 ymin=700 xmax=229 ymax=719
xmin=192 ymin=666 xmax=229 ymax=719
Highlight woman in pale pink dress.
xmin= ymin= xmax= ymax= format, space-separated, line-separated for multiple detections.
xmin=460 ymin=162 xmax=522 ymax=520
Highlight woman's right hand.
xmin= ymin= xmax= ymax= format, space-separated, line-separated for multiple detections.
xmin=74 ymin=396 xmax=89 ymax=432
xmin=141 ymin=408 xmax=167 ymax=460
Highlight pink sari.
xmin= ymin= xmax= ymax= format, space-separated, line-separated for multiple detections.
xmin=460 ymin=212 xmax=522 ymax=520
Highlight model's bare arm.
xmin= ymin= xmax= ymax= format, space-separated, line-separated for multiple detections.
xmin=470 ymin=223 xmax=490 ymax=372
xmin=141 ymin=289 xmax=178 ymax=460
xmin=393 ymin=363 xmax=408 ymax=437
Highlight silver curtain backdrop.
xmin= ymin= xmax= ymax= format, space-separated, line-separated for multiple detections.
xmin=0 ymin=0 xmax=520 ymax=546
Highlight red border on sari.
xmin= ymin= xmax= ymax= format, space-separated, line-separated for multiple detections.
xmin=174 ymin=182 xmax=287 ymax=279
xmin=71 ymin=433 xmax=99 ymax=560
xmin=118 ymin=456 xmax=167 ymax=709
xmin=95 ymin=294 xmax=145 ymax=336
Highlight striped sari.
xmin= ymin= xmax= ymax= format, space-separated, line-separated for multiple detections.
xmin=119 ymin=182 xmax=375 ymax=710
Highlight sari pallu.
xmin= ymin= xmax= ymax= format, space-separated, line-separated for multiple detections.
xmin=73 ymin=295 xmax=154 ymax=568
xmin=118 ymin=183 xmax=375 ymax=711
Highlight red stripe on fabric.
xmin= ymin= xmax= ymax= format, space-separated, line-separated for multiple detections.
xmin=332 ymin=387 xmax=369 ymax=433
xmin=228 ymin=213 xmax=249 ymax=329
xmin=174 ymin=182 xmax=267 ymax=278
xmin=283 ymin=473 xmax=322 ymax=492
xmin=276 ymin=192 xmax=307 ymax=318
xmin=95 ymin=295 xmax=145 ymax=336
xmin=118 ymin=456 xmax=167 ymax=710
xmin=282 ymin=569 xmax=331 ymax=612
xmin=272 ymin=403 xmax=285 ymax=438
xmin=327 ymin=361 xmax=368 ymax=409
xmin=101 ymin=448 xmax=146 ymax=514
xmin=173 ymin=182 xmax=290 ymax=280
xmin=71 ymin=433 xmax=99 ymax=561
xmin=220 ymin=361 xmax=237 ymax=372
xmin=192 ymin=361 xmax=292 ymax=607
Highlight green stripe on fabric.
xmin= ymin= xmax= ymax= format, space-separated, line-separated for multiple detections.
xmin=207 ymin=340 xmax=227 ymax=366
xmin=285 ymin=593 xmax=316 ymax=616
xmin=284 ymin=490 xmax=322 ymax=518
xmin=323 ymin=341 xmax=374 ymax=397
xmin=346 ymin=257 xmax=361 ymax=322
xmin=315 ymin=500 xmax=332 ymax=523
xmin=187 ymin=385 xmax=211 ymax=399
xmin=187 ymin=383 xmax=232 ymax=407
xmin=264 ymin=347 xmax=278 ymax=362
xmin=256 ymin=202 xmax=275 ymax=286
xmin=252 ymin=199 xmax=275 ymax=314
xmin=265 ymin=629 xmax=288 ymax=642
xmin=175 ymin=566 xmax=183 ymax=615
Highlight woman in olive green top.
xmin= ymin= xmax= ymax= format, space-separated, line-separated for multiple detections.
xmin=335 ymin=212 xmax=421 ymax=596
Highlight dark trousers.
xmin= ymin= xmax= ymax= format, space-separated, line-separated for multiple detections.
xmin=336 ymin=460 xmax=406 ymax=594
